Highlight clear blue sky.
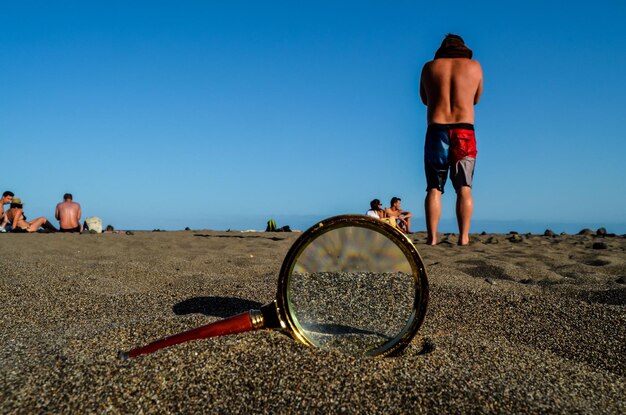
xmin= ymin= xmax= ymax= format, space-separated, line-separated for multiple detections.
xmin=2 ymin=1 xmax=625 ymax=233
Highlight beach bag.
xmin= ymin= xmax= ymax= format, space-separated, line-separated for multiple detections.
xmin=84 ymin=216 xmax=103 ymax=233
xmin=266 ymin=219 xmax=277 ymax=232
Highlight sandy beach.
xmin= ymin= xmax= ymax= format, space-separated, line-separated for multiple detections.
xmin=1 ymin=229 xmax=624 ymax=413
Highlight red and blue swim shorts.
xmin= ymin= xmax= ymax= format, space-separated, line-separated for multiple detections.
xmin=424 ymin=123 xmax=477 ymax=193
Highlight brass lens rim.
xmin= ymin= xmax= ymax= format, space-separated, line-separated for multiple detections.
xmin=275 ymin=214 xmax=429 ymax=357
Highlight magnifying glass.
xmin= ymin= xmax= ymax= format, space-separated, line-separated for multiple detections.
xmin=119 ymin=214 xmax=428 ymax=359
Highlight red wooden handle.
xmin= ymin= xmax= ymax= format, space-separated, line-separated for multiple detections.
xmin=121 ymin=311 xmax=254 ymax=359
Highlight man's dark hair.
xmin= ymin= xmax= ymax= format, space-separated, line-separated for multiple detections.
xmin=444 ymin=33 xmax=465 ymax=43
xmin=63 ymin=193 xmax=73 ymax=200
xmin=390 ymin=197 xmax=401 ymax=206
xmin=2 ymin=191 xmax=14 ymax=198
xmin=435 ymin=33 xmax=473 ymax=59
xmin=370 ymin=199 xmax=381 ymax=210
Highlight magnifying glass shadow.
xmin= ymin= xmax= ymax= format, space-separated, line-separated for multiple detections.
xmin=173 ymin=296 xmax=263 ymax=318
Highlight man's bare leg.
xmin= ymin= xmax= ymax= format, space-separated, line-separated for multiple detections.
xmin=400 ymin=214 xmax=412 ymax=233
xmin=425 ymin=189 xmax=442 ymax=245
xmin=456 ymin=186 xmax=473 ymax=246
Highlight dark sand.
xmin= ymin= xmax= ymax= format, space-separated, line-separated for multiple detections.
xmin=1 ymin=230 xmax=624 ymax=413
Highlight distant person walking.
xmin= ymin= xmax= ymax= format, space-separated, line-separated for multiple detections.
xmin=420 ymin=34 xmax=483 ymax=246
xmin=55 ymin=193 xmax=82 ymax=233
xmin=1 ymin=190 xmax=15 ymax=231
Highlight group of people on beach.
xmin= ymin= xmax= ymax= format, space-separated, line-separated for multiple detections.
xmin=0 ymin=191 xmax=83 ymax=233
xmin=366 ymin=197 xmax=413 ymax=234
xmin=2 ymin=34 xmax=482 ymax=245
xmin=367 ymin=34 xmax=482 ymax=246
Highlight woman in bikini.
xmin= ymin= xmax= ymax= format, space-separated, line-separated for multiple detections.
xmin=6 ymin=198 xmax=58 ymax=233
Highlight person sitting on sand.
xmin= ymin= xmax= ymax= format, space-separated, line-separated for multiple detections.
xmin=0 ymin=190 xmax=14 ymax=231
xmin=55 ymin=193 xmax=82 ymax=233
xmin=366 ymin=199 xmax=386 ymax=219
xmin=385 ymin=196 xmax=412 ymax=233
xmin=5 ymin=197 xmax=58 ymax=233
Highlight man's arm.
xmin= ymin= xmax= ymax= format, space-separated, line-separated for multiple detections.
xmin=473 ymin=63 xmax=483 ymax=105
xmin=77 ymin=204 xmax=81 ymax=222
xmin=419 ymin=65 xmax=428 ymax=105
xmin=55 ymin=204 xmax=60 ymax=221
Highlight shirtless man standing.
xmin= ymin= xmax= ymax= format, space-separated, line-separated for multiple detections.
xmin=420 ymin=34 xmax=483 ymax=246
xmin=55 ymin=193 xmax=82 ymax=232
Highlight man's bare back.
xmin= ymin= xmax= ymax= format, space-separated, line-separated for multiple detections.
xmin=419 ymin=34 xmax=483 ymax=246
xmin=420 ymin=58 xmax=482 ymax=124
xmin=55 ymin=197 xmax=81 ymax=230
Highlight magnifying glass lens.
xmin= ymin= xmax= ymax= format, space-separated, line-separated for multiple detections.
xmin=287 ymin=225 xmax=416 ymax=355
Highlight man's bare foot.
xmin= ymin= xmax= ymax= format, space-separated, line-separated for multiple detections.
xmin=458 ymin=236 xmax=470 ymax=246
xmin=426 ymin=236 xmax=437 ymax=246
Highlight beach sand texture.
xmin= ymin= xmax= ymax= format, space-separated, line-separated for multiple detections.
xmin=1 ymin=230 xmax=625 ymax=413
